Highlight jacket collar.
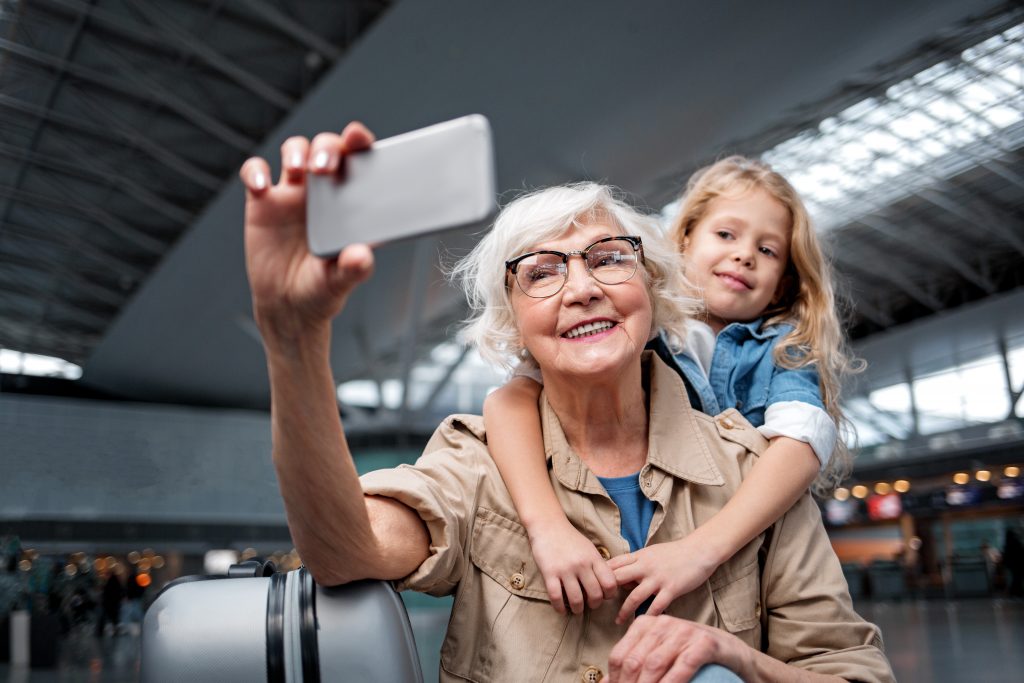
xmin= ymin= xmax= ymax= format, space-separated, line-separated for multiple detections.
xmin=541 ymin=351 xmax=725 ymax=489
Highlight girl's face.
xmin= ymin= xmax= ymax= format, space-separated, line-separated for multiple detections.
xmin=684 ymin=188 xmax=791 ymax=333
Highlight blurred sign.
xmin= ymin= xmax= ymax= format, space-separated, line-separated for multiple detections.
xmin=825 ymin=498 xmax=859 ymax=526
xmin=997 ymin=480 xmax=1024 ymax=501
xmin=867 ymin=493 xmax=902 ymax=521
xmin=945 ymin=485 xmax=982 ymax=507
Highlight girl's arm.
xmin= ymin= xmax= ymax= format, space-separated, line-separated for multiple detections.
xmin=609 ymin=436 xmax=818 ymax=623
xmin=484 ymin=376 xmax=618 ymax=614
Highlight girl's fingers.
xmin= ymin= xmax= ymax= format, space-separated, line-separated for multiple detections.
xmin=545 ymin=577 xmax=567 ymax=615
xmin=612 ymin=562 xmax=644 ymax=587
xmin=563 ymin=579 xmax=585 ymax=615
xmin=595 ymin=562 xmax=619 ymax=600
xmin=616 ymin=582 xmax=656 ymax=625
xmin=280 ymin=136 xmax=310 ymax=184
xmin=645 ymin=591 xmax=675 ymax=618
xmin=239 ymin=157 xmax=272 ymax=195
xmin=607 ymin=553 xmax=636 ymax=571
xmin=581 ymin=569 xmax=606 ymax=610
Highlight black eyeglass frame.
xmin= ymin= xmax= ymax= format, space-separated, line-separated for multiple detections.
xmin=504 ymin=235 xmax=646 ymax=298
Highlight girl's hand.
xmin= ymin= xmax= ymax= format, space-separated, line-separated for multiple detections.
xmin=529 ymin=521 xmax=618 ymax=615
xmin=240 ymin=122 xmax=376 ymax=349
xmin=608 ymin=537 xmax=721 ymax=624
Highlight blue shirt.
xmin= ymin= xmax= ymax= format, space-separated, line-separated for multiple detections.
xmin=596 ymin=473 xmax=656 ymax=553
xmin=649 ymin=318 xmax=824 ymax=428
xmin=598 ymin=472 xmax=656 ymax=615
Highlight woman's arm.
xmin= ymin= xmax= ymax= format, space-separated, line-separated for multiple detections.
xmin=242 ymin=126 xmax=430 ymax=587
xmin=484 ymin=377 xmax=617 ymax=613
xmin=609 ymin=436 xmax=817 ymax=622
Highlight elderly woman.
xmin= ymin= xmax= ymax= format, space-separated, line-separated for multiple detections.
xmin=241 ymin=123 xmax=893 ymax=683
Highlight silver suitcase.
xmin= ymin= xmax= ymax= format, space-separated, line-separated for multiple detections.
xmin=142 ymin=563 xmax=424 ymax=682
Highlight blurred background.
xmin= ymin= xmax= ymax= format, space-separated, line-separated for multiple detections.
xmin=1 ymin=0 xmax=1023 ymax=681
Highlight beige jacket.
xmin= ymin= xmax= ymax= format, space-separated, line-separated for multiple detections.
xmin=361 ymin=353 xmax=894 ymax=683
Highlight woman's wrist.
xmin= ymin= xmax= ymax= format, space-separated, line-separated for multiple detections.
xmin=255 ymin=305 xmax=333 ymax=360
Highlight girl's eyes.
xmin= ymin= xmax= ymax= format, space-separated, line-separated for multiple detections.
xmin=712 ymin=228 xmax=779 ymax=257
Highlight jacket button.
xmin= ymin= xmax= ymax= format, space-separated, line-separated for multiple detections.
xmin=755 ymin=602 xmax=762 ymax=617
xmin=582 ymin=666 xmax=604 ymax=682
xmin=735 ymin=400 xmax=744 ymax=410
xmin=596 ymin=545 xmax=611 ymax=560
xmin=719 ymin=417 xmax=735 ymax=429
xmin=509 ymin=572 xmax=526 ymax=590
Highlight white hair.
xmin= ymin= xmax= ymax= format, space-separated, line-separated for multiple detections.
xmin=450 ymin=183 xmax=700 ymax=370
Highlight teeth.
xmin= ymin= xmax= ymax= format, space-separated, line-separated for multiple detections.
xmin=564 ymin=321 xmax=614 ymax=339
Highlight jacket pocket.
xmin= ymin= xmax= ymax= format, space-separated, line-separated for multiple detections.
xmin=440 ymin=507 xmax=570 ymax=682
xmin=709 ymin=543 xmax=761 ymax=637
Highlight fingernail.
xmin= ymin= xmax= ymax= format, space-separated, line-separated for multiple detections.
xmin=253 ymin=171 xmax=267 ymax=190
xmin=313 ymin=150 xmax=330 ymax=169
xmin=290 ymin=151 xmax=304 ymax=170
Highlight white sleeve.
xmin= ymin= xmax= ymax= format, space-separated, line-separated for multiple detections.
xmin=757 ymin=401 xmax=836 ymax=470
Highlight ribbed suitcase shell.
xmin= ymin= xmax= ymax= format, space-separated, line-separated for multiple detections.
xmin=141 ymin=568 xmax=424 ymax=682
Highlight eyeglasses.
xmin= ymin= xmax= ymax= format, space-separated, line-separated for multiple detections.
xmin=505 ymin=236 xmax=645 ymax=299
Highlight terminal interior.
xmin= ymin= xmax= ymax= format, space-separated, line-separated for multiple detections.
xmin=1 ymin=0 xmax=1023 ymax=681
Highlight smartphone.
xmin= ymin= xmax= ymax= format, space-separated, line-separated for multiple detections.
xmin=306 ymin=114 xmax=496 ymax=258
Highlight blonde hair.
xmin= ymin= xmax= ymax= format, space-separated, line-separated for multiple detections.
xmin=453 ymin=182 xmax=700 ymax=371
xmin=668 ymin=156 xmax=862 ymax=495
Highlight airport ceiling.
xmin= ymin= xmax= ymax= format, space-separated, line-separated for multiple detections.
xmin=0 ymin=0 xmax=1022 ymax=409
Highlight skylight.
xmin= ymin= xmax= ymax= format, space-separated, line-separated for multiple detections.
xmin=762 ymin=21 xmax=1024 ymax=231
xmin=0 ymin=348 xmax=82 ymax=380
xmin=661 ymin=21 xmax=1024 ymax=232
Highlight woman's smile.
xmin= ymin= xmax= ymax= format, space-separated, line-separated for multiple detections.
xmin=560 ymin=318 xmax=619 ymax=341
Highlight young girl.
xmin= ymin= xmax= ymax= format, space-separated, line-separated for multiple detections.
xmin=484 ymin=156 xmax=857 ymax=623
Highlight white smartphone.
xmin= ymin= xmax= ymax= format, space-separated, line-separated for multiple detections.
xmin=306 ymin=114 xmax=497 ymax=258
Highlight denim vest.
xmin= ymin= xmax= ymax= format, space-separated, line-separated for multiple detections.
xmin=649 ymin=319 xmax=824 ymax=428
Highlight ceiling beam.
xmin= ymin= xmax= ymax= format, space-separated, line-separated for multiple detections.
xmin=0 ymin=94 xmax=222 ymax=191
xmin=0 ymin=140 xmax=194 ymax=224
xmin=0 ymin=37 xmax=255 ymax=152
xmin=0 ymin=253 xmax=126 ymax=308
xmin=0 ymin=277 xmax=110 ymax=330
xmin=0 ymin=184 xmax=167 ymax=255
xmin=0 ymin=319 xmax=94 ymax=358
xmin=234 ymin=0 xmax=343 ymax=62
xmin=855 ymin=213 xmax=995 ymax=293
xmin=1 ymin=216 xmax=148 ymax=280
xmin=835 ymin=252 xmax=944 ymax=312
xmin=36 ymin=0 xmax=294 ymax=110
xmin=124 ymin=0 xmax=296 ymax=110
xmin=848 ymin=296 xmax=894 ymax=329
xmin=415 ymin=344 xmax=473 ymax=417
xmin=0 ymin=1 xmax=94 ymax=253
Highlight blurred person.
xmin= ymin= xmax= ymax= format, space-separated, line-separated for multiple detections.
xmin=95 ymin=567 xmax=124 ymax=637
xmin=1004 ymin=528 xmax=1024 ymax=598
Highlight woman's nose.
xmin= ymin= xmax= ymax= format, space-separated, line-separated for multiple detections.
xmin=562 ymin=258 xmax=602 ymax=301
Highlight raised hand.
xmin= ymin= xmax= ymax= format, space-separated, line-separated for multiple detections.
xmin=608 ymin=536 xmax=720 ymax=625
xmin=240 ymin=122 xmax=376 ymax=347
